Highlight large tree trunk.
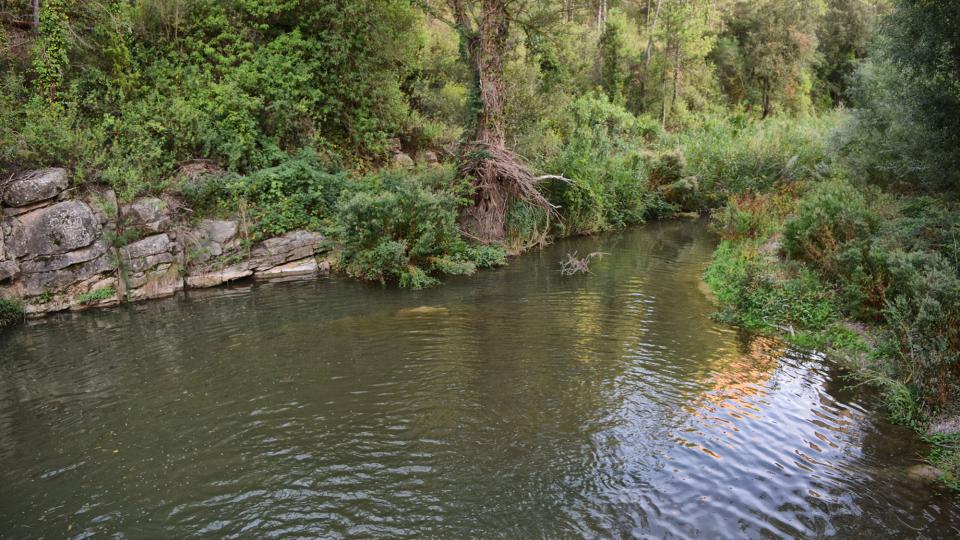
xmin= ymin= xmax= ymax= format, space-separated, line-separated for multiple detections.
xmin=451 ymin=0 xmax=552 ymax=244
xmin=455 ymin=0 xmax=510 ymax=243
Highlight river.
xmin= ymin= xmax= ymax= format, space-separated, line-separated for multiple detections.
xmin=1 ymin=220 xmax=957 ymax=538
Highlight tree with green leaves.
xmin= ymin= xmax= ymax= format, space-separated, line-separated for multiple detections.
xmin=846 ymin=0 xmax=960 ymax=191
xmin=598 ymin=8 xmax=628 ymax=104
xmin=429 ymin=0 xmax=574 ymax=243
xmin=714 ymin=0 xmax=824 ymax=117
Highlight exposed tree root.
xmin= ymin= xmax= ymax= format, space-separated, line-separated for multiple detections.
xmin=457 ymin=141 xmax=567 ymax=244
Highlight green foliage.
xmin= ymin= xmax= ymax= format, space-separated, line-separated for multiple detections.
xmin=32 ymin=0 xmax=70 ymax=101
xmin=599 ymin=10 xmax=628 ymax=105
xmin=664 ymin=112 xmax=833 ymax=206
xmin=704 ymin=240 xmax=837 ymax=333
xmin=928 ymin=434 xmax=960 ymax=491
xmin=183 ymin=151 xmax=349 ymax=240
xmin=814 ymin=0 xmax=881 ymax=106
xmin=783 ymin=179 xmax=878 ymax=265
xmin=76 ymin=287 xmax=116 ymax=305
xmin=843 ymin=0 xmax=960 ymax=192
xmin=710 ymin=170 xmax=960 ymax=415
xmin=714 ymin=0 xmax=824 ymax=117
xmin=534 ymin=94 xmax=666 ymax=236
xmin=0 ymin=298 xmax=25 ymax=329
xmin=335 ymin=169 xmax=505 ymax=288
xmin=1 ymin=0 xmax=420 ymax=195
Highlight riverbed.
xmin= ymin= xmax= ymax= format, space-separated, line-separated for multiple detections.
xmin=1 ymin=220 xmax=957 ymax=538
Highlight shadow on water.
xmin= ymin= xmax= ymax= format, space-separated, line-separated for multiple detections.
xmin=0 ymin=219 xmax=958 ymax=538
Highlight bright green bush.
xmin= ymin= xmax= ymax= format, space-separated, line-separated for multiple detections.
xmin=704 ymin=240 xmax=837 ymax=333
xmin=538 ymin=94 xmax=664 ymax=236
xmin=335 ymin=169 xmax=505 ymax=288
xmin=76 ymin=287 xmax=116 ymax=305
xmin=183 ymin=152 xmax=349 ymax=240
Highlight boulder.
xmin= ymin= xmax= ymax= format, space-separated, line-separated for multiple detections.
xmin=6 ymin=200 xmax=100 ymax=258
xmin=185 ymin=266 xmax=252 ymax=288
xmin=2 ymin=168 xmax=69 ymax=207
xmin=16 ymin=252 xmax=114 ymax=297
xmin=255 ymin=257 xmax=320 ymax=279
xmin=0 ymin=260 xmax=19 ymax=282
xmin=182 ymin=219 xmax=239 ymax=264
xmin=121 ymin=234 xmax=174 ymax=273
xmin=121 ymin=197 xmax=171 ymax=233
xmin=19 ymin=241 xmax=108 ymax=274
xmin=248 ymin=230 xmax=327 ymax=271
xmin=125 ymin=263 xmax=183 ymax=301
xmin=393 ymin=152 xmax=415 ymax=168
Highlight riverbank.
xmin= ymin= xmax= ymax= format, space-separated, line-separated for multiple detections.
xmin=701 ymin=178 xmax=960 ymax=489
xmin=2 ymin=111 xmax=957 ymax=490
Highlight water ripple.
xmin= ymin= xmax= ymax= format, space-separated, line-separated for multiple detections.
xmin=1 ymin=221 xmax=958 ymax=538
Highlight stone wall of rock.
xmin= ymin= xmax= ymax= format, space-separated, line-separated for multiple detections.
xmin=0 ymin=169 xmax=332 ymax=316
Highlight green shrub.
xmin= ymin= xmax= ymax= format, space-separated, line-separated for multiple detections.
xmin=182 ymin=151 xmax=349 ymax=240
xmin=704 ymin=240 xmax=837 ymax=333
xmin=335 ymin=169 xmax=505 ymax=287
xmin=0 ymin=298 xmax=25 ymax=329
xmin=783 ymin=180 xmax=878 ymax=266
xmin=882 ymin=250 xmax=960 ymax=412
xmin=76 ymin=287 xmax=116 ymax=305
xmin=647 ymin=150 xmax=687 ymax=187
xmin=664 ymin=112 xmax=833 ymax=206
xmin=539 ymin=95 xmax=664 ymax=236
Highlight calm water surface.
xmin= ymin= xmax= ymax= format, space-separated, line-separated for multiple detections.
xmin=1 ymin=220 xmax=958 ymax=538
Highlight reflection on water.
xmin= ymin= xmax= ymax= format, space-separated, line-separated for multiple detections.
xmin=0 ymin=220 xmax=957 ymax=538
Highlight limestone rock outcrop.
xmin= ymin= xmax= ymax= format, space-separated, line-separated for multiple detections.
xmin=2 ymin=168 xmax=69 ymax=207
xmin=1 ymin=168 xmax=333 ymax=318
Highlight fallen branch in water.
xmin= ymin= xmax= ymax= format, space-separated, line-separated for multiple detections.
xmin=560 ymin=251 xmax=608 ymax=276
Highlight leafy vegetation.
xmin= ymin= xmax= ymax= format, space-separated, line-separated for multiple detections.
xmin=0 ymin=297 xmax=25 ymax=328
xmin=76 ymin=287 xmax=116 ymax=305
xmin=1 ymin=0 xmax=959 ymax=486
xmin=336 ymin=168 xmax=505 ymax=288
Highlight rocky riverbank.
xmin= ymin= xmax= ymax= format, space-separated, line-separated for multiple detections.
xmin=1 ymin=169 xmax=332 ymax=317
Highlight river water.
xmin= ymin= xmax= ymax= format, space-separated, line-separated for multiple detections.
xmin=1 ymin=220 xmax=958 ymax=538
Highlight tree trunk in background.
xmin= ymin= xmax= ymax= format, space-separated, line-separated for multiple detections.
xmin=32 ymin=0 xmax=40 ymax=32
xmin=669 ymin=42 xmax=682 ymax=125
xmin=638 ymin=0 xmax=663 ymax=111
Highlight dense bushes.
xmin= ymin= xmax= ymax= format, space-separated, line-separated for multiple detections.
xmin=0 ymin=0 xmax=421 ymax=195
xmin=704 ymin=240 xmax=837 ymax=337
xmin=185 ymin=160 xmax=506 ymax=288
xmin=183 ymin=151 xmax=349 ymax=241
xmin=337 ymin=169 xmax=504 ymax=288
xmin=537 ymin=94 xmax=666 ymax=236
xmin=708 ymin=172 xmax=960 ymax=416
xmin=664 ymin=113 xmax=833 ymax=207
xmin=841 ymin=0 xmax=960 ymax=192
